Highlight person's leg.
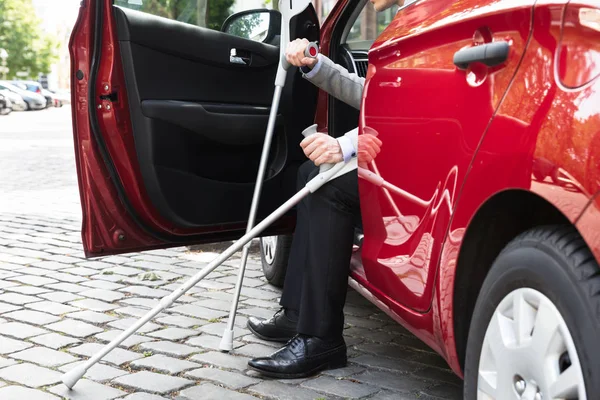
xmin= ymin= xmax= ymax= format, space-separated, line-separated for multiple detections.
xmin=247 ymin=160 xmax=317 ymax=342
xmin=248 ymin=167 xmax=359 ymax=378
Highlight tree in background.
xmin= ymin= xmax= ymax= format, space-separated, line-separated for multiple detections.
xmin=0 ymin=0 xmax=59 ymax=80
xmin=115 ymin=0 xmax=235 ymax=30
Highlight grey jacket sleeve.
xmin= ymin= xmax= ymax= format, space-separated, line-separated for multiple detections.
xmin=302 ymin=54 xmax=365 ymax=111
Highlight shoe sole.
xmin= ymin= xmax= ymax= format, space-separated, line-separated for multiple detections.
xmin=248 ymin=354 xmax=348 ymax=379
xmin=246 ymin=322 xmax=294 ymax=343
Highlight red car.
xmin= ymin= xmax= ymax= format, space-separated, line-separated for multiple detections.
xmin=71 ymin=0 xmax=600 ymax=397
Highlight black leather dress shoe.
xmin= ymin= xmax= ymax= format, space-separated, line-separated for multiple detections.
xmin=248 ymin=334 xmax=347 ymax=379
xmin=247 ymin=308 xmax=297 ymax=342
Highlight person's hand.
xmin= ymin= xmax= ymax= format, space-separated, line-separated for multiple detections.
xmin=285 ymin=38 xmax=318 ymax=69
xmin=357 ymin=132 xmax=382 ymax=165
xmin=300 ymin=133 xmax=343 ymax=166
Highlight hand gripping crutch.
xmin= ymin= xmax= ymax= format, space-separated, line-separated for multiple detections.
xmin=61 ymin=155 xmax=356 ymax=390
xmin=218 ymin=14 xmax=320 ymax=351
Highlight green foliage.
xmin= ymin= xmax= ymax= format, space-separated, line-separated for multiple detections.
xmin=116 ymin=0 xmax=235 ymax=30
xmin=226 ymin=12 xmax=264 ymax=40
xmin=0 ymin=0 xmax=59 ymax=79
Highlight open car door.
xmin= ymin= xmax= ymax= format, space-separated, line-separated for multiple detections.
xmin=70 ymin=0 xmax=320 ymax=257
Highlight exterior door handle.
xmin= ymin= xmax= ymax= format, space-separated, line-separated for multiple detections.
xmin=453 ymin=41 xmax=510 ymax=70
xmin=230 ymin=48 xmax=251 ymax=65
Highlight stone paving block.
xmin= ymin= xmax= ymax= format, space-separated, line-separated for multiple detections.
xmin=0 ymin=293 xmax=43 ymax=305
xmin=115 ymin=306 xmax=148 ymax=318
xmin=139 ymin=341 xmax=200 ymax=357
xmin=0 ymin=362 xmax=61 ymax=387
xmin=0 ymin=386 xmax=60 ymax=400
xmin=59 ymin=361 xmax=128 ymax=381
xmin=0 ymin=255 xmax=37 ymax=265
xmin=25 ymin=300 xmax=79 ymax=315
xmin=2 ymin=309 xmax=60 ymax=324
xmin=10 ymin=346 xmax=79 ymax=367
xmin=422 ymin=382 xmax=463 ymax=399
xmin=69 ymin=298 xmax=119 ymax=312
xmin=97 ymin=255 xmax=132 ymax=264
xmin=186 ymin=334 xmax=243 ymax=351
xmin=350 ymin=354 xmax=422 ymax=374
xmin=0 ymin=302 xmax=22 ymax=314
xmin=93 ymin=273 xmax=129 ymax=283
xmin=242 ymin=298 xmax=280 ymax=309
xmin=119 ymin=286 xmax=171 ymax=298
xmin=1 ymin=247 xmax=50 ymax=258
xmin=68 ymin=310 xmax=118 ymax=324
xmin=248 ymin=380 xmax=326 ymax=400
xmin=194 ymin=280 xmax=234 ymax=291
xmin=125 ymin=261 xmax=174 ymax=272
xmin=0 ymin=335 xmax=33 ymax=354
xmin=146 ymin=327 xmax=199 ymax=341
xmin=77 ymin=261 xmax=115 ymax=270
xmin=185 ymin=367 xmax=260 ymax=390
xmin=233 ymin=343 xmax=278 ymax=358
xmin=69 ymin=343 xmax=143 ymax=366
xmin=101 ymin=266 xmax=143 ymax=277
xmin=178 ymin=383 xmax=258 ymax=400
xmin=0 ymin=271 xmax=21 ymax=280
xmin=45 ymin=272 xmax=88 ymax=283
xmin=95 ymin=330 xmax=154 ymax=348
xmin=0 ymin=355 xmax=17 ymax=368
xmin=29 ymin=333 xmax=82 ymax=349
xmin=131 ymin=354 xmax=199 ymax=374
xmin=412 ymin=366 xmax=463 ymax=386
xmin=217 ymin=275 xmax=264 ymax=288
xmin=13 ymin=266 xmax=53 ymax=276
xmin=80 ymin=280 xmax=124 ymax=291
xmin=192 ymin=299 xmax=232 ymax=312
xmin=191 ymin=351 xmax=249 ymax=371
xmin=113 ymin=371 xmax=193 ymax=394
xmin=355 ymin=343 xmax=420 ymax=362
xmin=353 ymin=369 xmax=436 ymax=394
xmin=0 ymin=322 xmax=48 ymax=339
xmin=120 ymin=297 xmax=159 ymax=309
xmin=301 ymin=376 xmax=379 ymax=398
xmin=121 ymin=394 xmax=169 ymax=400
xmin=38 ymin=292 xmax=83 ymax=303
xmin=61 ymin=266 xmax=98 ymax=276
xmin=108 ymin=318 xmax=161 ymax=333
xmin=45 ymin=282 xmax=89 ymax=293
xmin=120 ymin=277 xmax=169 ymax=287
xmin=239 ymin=334 xmax=282 ymax=349
xmin=322 ymin=365 xmax=366 ymax=378
xmin=237 ymin=307 xmax=275 ymax=320
xmin=132 ymin=254 xmax=178 ymax=265
xmin=49 ymin=378 xmax=127 ymax=400
xmin=227 ymin=286 xmax=279 ymax=300
xmin=200 ymin=323 xmax=247 ymax=338
xmin=154 ymin=315 xmax=207 ymax=328
xmin=171 ymin=304 xmax=227 ymax=320
xmin=80 ymin=288 xmax=125 ymax=302
xmin=0 ymin=280 xmax=19 ymax=289
xmin=46 ymin=319 xmax=103 ymax=338
xmin=31 ymin=261 xmax=72 ymax=271
xmin=344 ymin=315 xmax=387 ymax=330
xmin=4 ymin=285 xmax=52 ymax=295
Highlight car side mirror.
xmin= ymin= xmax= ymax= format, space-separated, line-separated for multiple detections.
xmin=221 ymin=9 xmax=281 ymax=45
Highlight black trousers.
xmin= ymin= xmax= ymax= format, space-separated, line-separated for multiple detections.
xmin=279 ymin=160 xmax=360 ymax=339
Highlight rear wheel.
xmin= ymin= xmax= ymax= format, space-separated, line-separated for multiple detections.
xmin=464 ymin=225 xmax=600 ymax=399
xmin=259 ymin=234 xmax=292 ymax=288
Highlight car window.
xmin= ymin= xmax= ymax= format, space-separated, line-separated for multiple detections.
xmin=113 ymin=0 xmax=261 ymax=32
xmin=344 ymin=2 xmax=398 ymax=50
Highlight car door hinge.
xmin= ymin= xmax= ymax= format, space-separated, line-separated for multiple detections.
xmin=99 ymin=92 xmax=118 ymax=102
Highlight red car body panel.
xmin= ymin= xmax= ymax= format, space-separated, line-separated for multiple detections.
xmin=70 ymin=0 xmax=600 ymax=379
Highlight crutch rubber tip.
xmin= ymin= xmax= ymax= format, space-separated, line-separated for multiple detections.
xmin=219 ymin=329 xmax=235 ymax=352
xmin=62 ymin=365 xmax=87 ymax=389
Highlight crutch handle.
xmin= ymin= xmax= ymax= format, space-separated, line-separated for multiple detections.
xmin=301 ymin=123 xmax=334 ymax=173
xmin=304 ymin=42 xmax=319 ymax=58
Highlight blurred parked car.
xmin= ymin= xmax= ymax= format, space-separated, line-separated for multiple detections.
xmin=50 ymin=89 xmax=71 ymax=107
xmin=0 ymin=93 xmax=12 ymax=115
xmin=0 ymin=89 xmax=27 ymax=111
xmin=0 ymin=81 xmax=46 ymax=110
xmin=11 ymin=80 xmax=51 ymax=108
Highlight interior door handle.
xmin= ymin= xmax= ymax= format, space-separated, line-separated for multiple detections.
xmin=230 ymin=48 xmax=251 ymax=65
xmin=453 ymin=41 xmax=510 ymax=70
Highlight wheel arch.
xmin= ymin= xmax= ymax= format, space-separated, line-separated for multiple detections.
xmin=452 ymin=188 xmax=573 ymax=372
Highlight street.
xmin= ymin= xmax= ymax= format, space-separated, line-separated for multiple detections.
xmin=0 ymin=107 xmax=463 ymax=399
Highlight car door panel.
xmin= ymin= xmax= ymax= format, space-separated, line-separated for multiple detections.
xmin=357 ymin=0 xmax=534 ymax=312
xmin=70 ymin=0 xmax=319 ymax=256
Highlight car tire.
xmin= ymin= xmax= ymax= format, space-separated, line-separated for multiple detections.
xmin=259 ymin=234 xmax=293 ymax=288
xmin=464 ymin=225 xmax=600 ymax=399
xmin=24 ymin=101 xmax=31 ymax=111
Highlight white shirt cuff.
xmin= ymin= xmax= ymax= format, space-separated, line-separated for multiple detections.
xmin=337 ymin=135 xmax=356 ymax=163
xmin=302 ymin=54 xmax=323 ymax=79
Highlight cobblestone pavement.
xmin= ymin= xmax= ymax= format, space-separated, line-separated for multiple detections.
xmin=0 ymin=108 xmax=463 ymax=399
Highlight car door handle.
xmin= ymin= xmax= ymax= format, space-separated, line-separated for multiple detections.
xmin=230 ymin=48 xmax=251 ymax=65
xmin=453 ymin=41 xmax=510 ymax=70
